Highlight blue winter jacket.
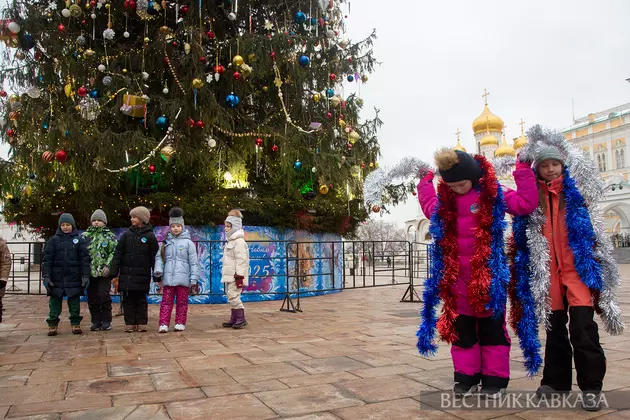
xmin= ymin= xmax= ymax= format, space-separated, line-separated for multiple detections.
xmin=153 ymin=230 xmax=199 ymax=287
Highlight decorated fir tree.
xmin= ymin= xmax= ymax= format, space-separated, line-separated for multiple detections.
xmin=0 ymin=0 xmax=380 ymax=235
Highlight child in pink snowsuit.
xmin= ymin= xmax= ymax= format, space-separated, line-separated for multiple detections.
xmin=417 ymin=149 xmax=537 ymax=397
xmin=154 ymin=208 xmax=199 ymax=333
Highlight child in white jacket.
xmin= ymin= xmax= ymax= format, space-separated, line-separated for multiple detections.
xmin=221 ymin=209 xmax=249 ymax=329
xmin=154 ymin=208 xmax=199 ymax=333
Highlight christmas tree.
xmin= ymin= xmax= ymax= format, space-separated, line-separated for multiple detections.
xmin=0 ymin=0 xmax=380 ymax=236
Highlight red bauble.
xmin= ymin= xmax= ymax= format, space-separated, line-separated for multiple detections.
xmin=206 ymin=31 xmax=215 ymax=39
xmin=42 ymin=151 xmax=54 ymax=162
xmin=171 ymin=41 xmax=178 ymax=47
xmin=186 ymin=118 xmax=195 ymax=128
xmin=180 ymin=5 xmax=189 ymax=14
xmin=271 ymin=144 xmax=279 ymax=152
xmin=163 ymin=56 xmax=170 ymax=65
xmin=81 ymin=19 xmax=87 ymax=25
xmin=128 ymin=0 xmax=136 ymax=9
xmin=0 ymin=90 xmax=6 ymax=97
xmin=213 ymin=65 xmax=225 ymax=74
xmin=348 ymin=57 xmax=353 ymax=63
xmin=329 ymin=73 xmax=337 ymax=81
xmin=341 ymin=101 xmax=347 ymax=109
xmin=339 ymin=114 xmax=344 ymax=119
xmin=90 ymin=0 xmax=96 ymax=6
xmin=58 ymin=24 xmax=66 ymax=32
xmin=270 ymin=51 xmax=276 ymax=60
xmin=34 ymin=51 xmax=42 ymax=61
xmin=148 ymin=164 xmax=156 ymax=174
xmin=200 ymin=57 xmax=207 ymax=63
xmin=195 ymin=120 xmax=205 ymax=129
xmin=6 ymin=129 xmax=15 ymax=137
xmin=124 ymin=0 xmax=130 ymax=7
xmin=347 ymin=143 xmax=352 ymax=150
xmin=326 ymin=112 xmax=332 ymax=119
xmin=329 ymin=183 xmax=333 ymax=188
xmin=255 ymin=138 xmax=263 ymax=146
xmin=77 ymin=87 xmax=88 ymax=97
xmin=361 ymin=163 xmax=366 ymax=168
xmin=233 ymin=71 xmax=241 ymax=80
xmin=55 ymin=149 xmax=68 ymax=164
xmin=412 ymin=190 xmax=417 ymax=196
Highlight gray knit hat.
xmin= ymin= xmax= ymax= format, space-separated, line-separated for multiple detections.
xmin=534 ymin=145 xmax=565 ymax=168
xmin=129 ymin=206 xmax=151 ymax=224
xmin=58 ymin=213 xmax=76 ymax=229
xmin=169 ymin=207 xmax=184 ymax=227
xmin=91 ymin=209 xmax=107 ymax=225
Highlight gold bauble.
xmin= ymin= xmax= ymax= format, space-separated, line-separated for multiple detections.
xmin=247 ymin=53 xmax=257 ymax=62
xmin=263 ymin=86 xmax=269 ymax=92
xmin=8 ymin=94 xmax=19 ymax=103
xmin=330 ymin=96 xmax=341 ymax=107
xmin=356 ymin=98 xmax=364 ymax=107
xmin=159 ymin=26 xmax=171 ymax=35
xmin=144 ymin=37 xmax=150 ymax=43
xmin=371 ymin=204 xmax=381 ymax=213
xmin=85 ymin=49 xmax=95 ymax=56
xmin=24 ymin=185 xmax=33 ymax=197
xmin=122 ymin=68 xmax=128 ymax=74
xmin=9 ymin=111 xmax=19 ymax=121
xmin=15 ymin=51 xmax=25 ymax=60
xmin=69 ymin=4 xmax=82 ymax=17
xmin=184 ymin=43 xmax=191 ymax=55
xmin=348 ymin=130 xmax=360 ymax=144
xmin=160 ymin=145 xmax=175 ymax=162
xmin=192 ymin=78 xmax=204 ymax=89
xmin=361 ymin=75 xmax=369 ymax=83
xmin=338 ymin=119 xmax=347 ymax=128
xmin=240 ymin=64 xmax=252 ymax=76
xmin=64 ymin=83 xmax=73 ymax=97
xmin=312 ymin=93 xmax=321 ymax=103
xmin=232 ymin=55 xmax=244 ymax=67
xmin=319 ymin=184 xmax=329 ymax=195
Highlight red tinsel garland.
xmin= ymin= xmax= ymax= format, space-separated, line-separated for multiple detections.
xmin=436 ymin=182 xmax=459 ymax=344
xmin=468 ymin=156 xmax=498 ymax=315
xmin=435 ymin=155 xmax=499 ymax=343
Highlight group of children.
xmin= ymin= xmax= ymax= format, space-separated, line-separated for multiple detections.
xmin=416 ymin=127 xmax=622 ymax=411
xmin=38 ymin=206 xmax=249 ymax=335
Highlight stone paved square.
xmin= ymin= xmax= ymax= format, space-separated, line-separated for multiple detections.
xmin=1 ymin=266 xmax=630 ymax=419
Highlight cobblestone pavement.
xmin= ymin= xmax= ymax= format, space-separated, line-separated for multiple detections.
xmin=1 ymin=267 xmax=630 ymax=419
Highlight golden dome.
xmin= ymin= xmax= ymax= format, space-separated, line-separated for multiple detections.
xmin=454 ymin=139 xmax=466 ymax=152
xmin=473 ymin=104 xmax=504 ymax=135
xmin=495 ymin=134 xmax=516 ymax=157
xmin=480 ymin=133 xmax=499 ymax=147
xmin=514 ymin=134 xmax=528 ymax=150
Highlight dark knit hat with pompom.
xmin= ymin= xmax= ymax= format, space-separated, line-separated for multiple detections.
xmin=169 ymin=207 xmax=184 ymax=227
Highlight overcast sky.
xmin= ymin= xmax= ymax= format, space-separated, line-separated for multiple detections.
xmin=344 ymin=0 xmax=630 ymax=226
xmin=3 ymin=0 xmax=630 ymax=228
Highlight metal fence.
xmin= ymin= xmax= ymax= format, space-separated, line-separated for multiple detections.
xmin=3 ymin=240 xmax=428 ymax=312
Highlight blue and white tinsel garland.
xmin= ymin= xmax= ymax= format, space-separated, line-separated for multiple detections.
xmin=487 ymin=183 xmax=510 ymax=318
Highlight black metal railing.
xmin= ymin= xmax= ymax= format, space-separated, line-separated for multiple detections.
xmin=3 ymin=240 xmax=428 ymax=311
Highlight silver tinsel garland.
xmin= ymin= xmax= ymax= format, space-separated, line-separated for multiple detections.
xmin=363 ymin=157 xmax=433 ymax=207
xmin=492 ymin=156 xmax=516 ymax=178
xmin=524 ymin=124 xmax=624 ymax=334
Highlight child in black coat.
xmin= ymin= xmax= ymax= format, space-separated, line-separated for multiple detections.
xmin=110 ymin=206 xmax=159 ymax=332
xmin=42 ymin=213 xmax=90 ymax=336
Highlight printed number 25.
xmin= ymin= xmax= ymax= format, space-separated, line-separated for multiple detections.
xmin=253 ymin=265 xmax=271 ymax=276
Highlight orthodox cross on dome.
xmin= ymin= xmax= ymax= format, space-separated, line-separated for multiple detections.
xmin=482 ymin=89 xmax=490 ymax=105
xmin=455 ymin=128 xmax=461 ymax=141
xmin=519 ymin=118 xmax=526 ymax=134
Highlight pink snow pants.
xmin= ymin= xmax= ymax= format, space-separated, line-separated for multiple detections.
xmin=159 ymin=286 xmax=189 ymax=326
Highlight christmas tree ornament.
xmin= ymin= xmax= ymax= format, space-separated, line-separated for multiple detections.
xmin=102 ymin=75 xmax=112 ymax=86
xmin=0 ymin=91 xmax=5 ymax=97
xmin=184 ymin=43 xmax=191 ymax=54
xmin=196 ymin=120 xmax=204 ymax=129
xmin=179 ymin=4 xmax=189 ymax=14
xmin=361 ymin=75 xmax=369 ymax=83
xmin=149 ymin=164 xmax=156 ymax=173
xmin=295 ymin=11 xmax=307 ymax=24
xmin=69 ymin=4 xmax=82 ymax=17
xmin=192 ymin=78 xmax=204 ymax=89
xmin=339 ymin=38 xmax=349 ymax=48
xmin=356 ymin=98 xmax=364 ymax=107
xmin=329 ymin=73 xmax=337 ymax=81
xmin=326 ymin=88 xmax=334 ymax=98
xmin=311 ymin=167 xmax=317 ymax=173
xmin=232 ymin=55 xmax=244 ymax=67
xmin=141 ymin=71 xmax=149 ymax=80
xmin=206 ymin=136 xmax=216 ymax=148
xmin=98 ymin=64 xmax=106 ymax=72
xmin=55 ymin=149 xmax=68 ymax=164
xmin=6 ymin=128 xmax=15 ymax=137
xmin=348 ymin=130 xmax=360 ymax=144
xmin=319 ymin=184 xmax=329 ymax=195
xmin=294 ymin=160 xmax=302 ymax=171
xmin=233 ymin=71 xmax=241 ymax=80
xmin=199 ymin=56 xmax=206 ymax=63
xmin=206 ymin=30 xmax=215 ymax=39
xmin=240 ymin=64 xmax=252 ymax=77
xmin=326 ymin=112 xmax=332 ymax=119
xmin=42 ymin=151 xmax=54 ymax=162
xmin=103 ymin=28 xmax=115 ymax=40
xmin=186 ymin=118 xmax=195 ymax=128
xmin=22 ymin=34 xmax=35 ymax=49
xmin=123 ymin=31 xmax=130 ymax=38
xmin=213 ymin=64 xmax=225 ymax=74
xmin=272 ymin=144 xmax=279 ymax=152
xmin=371 ymin=204 xmax=381 ymax=213
xmin=7 ymin=21 xmax=20 ymax=33
xmin=15 ymin=51 xmax=25 ymax=60
xmin=228 ymin=12 xmax=236 ymax=21
xmin=312 ymin=93 xmax=321 ymax=102
xmin=58 ymin=24 xmax=66 ymax=32
xmin=225 ymin=93 xmax=240 ymax=108
xmin=77 ymin=86 xmax=88 ymax=97
xmin=255 ymin=138 xmax=263 ymax=146
xmin=155 ymin=115 xmax=170 ymax=130
xmin=330 ymin=96 xmax=341 ymax=107
xmin=347 ymin=74 xmax=354 ymax=82
xmin=298 ymin=55 xmax=310 ymax=67
xmin=24 ymin=185 xmax=33 ymax=197
xmin=78 ymin=97 xmax=101 ymax=120
xmin=62 ymin=8 xmax=71 ymax=17
xmin=160 ymin=145 xmax=175 ymax=162
xmin=120 ymin=94 xmax=147 ymax=118
xmin=90 ymin=89 xmax=100 ymax=98
xmin=270 ymin=51 xmax=276 ymax=60
xmin=42 ymin=121 xmax=49 ymax=129
xmin=85 ymin=49 xmax=95 ymax=57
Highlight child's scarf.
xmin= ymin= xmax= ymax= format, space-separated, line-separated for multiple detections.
xmin=417 ymin=155 xmax=509 ymax=356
